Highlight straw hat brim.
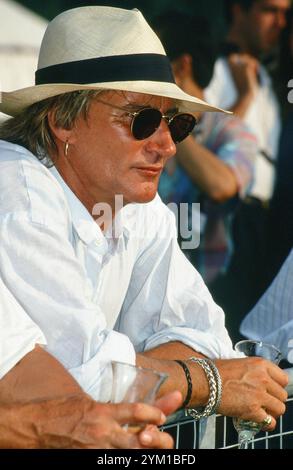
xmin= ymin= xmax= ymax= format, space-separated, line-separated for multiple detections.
xmin=0 ymin=80 xmax=231 ymax=117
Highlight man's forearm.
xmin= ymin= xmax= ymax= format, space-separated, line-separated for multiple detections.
xmin=0 ymin=347 xmax=91 ymax=448
xmin=177 ymin=137 xmax=238 ymax=202
xmin=0 ymin=401 xmax=38 ymax=448
xmin=229 ymin=92 xmax=254 ymax=118
xmin=137 ymin=342 xmax=209 ymax=407
xmin=0 ymin=395 xmax=89 ymax=448
xmin=0 ymin=345 xmax=82 ymax=403
xmin=140 ymin=341 xmax=206 ymax=360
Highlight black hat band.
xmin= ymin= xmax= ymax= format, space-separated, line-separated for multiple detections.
xmin=35 ymin=53 xmax=175 ymax=85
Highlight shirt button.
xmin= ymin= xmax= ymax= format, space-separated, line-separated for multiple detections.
xmin=95 ymin=239 xmax=102 ymax=246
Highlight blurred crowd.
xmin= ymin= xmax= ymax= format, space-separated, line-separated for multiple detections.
xmin=152 ymin=0 xmax=293 ymax=353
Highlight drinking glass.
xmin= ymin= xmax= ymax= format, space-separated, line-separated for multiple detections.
xmin=111 ymin=361 xmax=168 ymax=431
xmin=233 ymin=340 xmax=282 ymax=449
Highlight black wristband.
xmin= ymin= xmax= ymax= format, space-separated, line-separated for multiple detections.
xmin=174 ymin=359 xmax=192 ymax=408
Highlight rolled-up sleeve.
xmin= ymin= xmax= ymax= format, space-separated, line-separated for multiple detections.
xmin=117 ymin=200 xmax=237 ymax=359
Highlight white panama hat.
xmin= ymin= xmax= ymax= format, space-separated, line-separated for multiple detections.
xmin=0 ymin=6 xmax=229 ymax=117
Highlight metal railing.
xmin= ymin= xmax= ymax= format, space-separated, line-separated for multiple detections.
xmin=162 ymin=367 xmax=293 ymax=449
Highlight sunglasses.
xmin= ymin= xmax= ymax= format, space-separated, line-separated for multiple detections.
xmin=96 ymin=99 xmax=196 ymax=143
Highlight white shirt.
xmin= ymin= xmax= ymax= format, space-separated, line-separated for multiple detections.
xmin=205 ymin=58 xmax=281 ymax=201
xmin=240 ymin=250 xmax=293 ymax=363
xmin=0 ymin=278 xmax=46 ymax=379
xmin=0 ymin=140 xmax=236 ymax=400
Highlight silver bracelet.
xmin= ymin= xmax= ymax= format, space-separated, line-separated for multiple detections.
xmin=185 ymin=358 xmax=222 ymax=420
xmin=204 ymin=359 xmax=222 ymax=414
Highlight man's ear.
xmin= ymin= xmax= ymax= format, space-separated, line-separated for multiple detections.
xmin=172 ymin=54 xmax=193 ymax=80
xmin=47 ymin=110 xmax=74 ymax=145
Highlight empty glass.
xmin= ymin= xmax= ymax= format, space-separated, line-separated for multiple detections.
xmin=111 ymin=361 xmax=167 ymax=404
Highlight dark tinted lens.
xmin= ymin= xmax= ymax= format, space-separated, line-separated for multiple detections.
xmin=169 ymin=113 xmax=196 ymax=143
xmin=131 ymin=108 xmax=162 ymax=140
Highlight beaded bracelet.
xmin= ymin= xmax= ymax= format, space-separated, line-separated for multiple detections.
xmin=174 ymin=359 xmax=192 ymax=408
xmin=185 ymin=358 xmax=222 ymax=420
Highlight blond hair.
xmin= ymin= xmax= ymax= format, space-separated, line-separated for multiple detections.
xmin=0 ymin=90 xmax=103 ymax=166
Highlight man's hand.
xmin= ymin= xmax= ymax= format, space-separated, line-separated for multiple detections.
xmin=0 ymin=346 xmax=182 ymax=449
xmin=228 ymin=53 xmax=259 ymax=97
xmin=138 ymin=345 xmax=289 ymax=432
xmin=215 ymin=358 xmax=289 ymax=430
xmin=1 ymin=391 xmax=182 ymax=449
xmin=227 ymin=53 xmax=259 ymax=117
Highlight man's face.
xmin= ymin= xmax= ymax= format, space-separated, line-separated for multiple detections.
xmin=68 ymin=91 xmax=177 ymax=209
xmin=239 ymin=0 xmax=290 ymax=55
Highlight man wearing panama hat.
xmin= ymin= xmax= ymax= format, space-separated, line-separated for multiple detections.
xmin=0 ymin=5 xmax=288 ymax=446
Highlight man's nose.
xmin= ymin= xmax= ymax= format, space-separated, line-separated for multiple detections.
xmin=146 ymin=119 xmax=177 ymax=159
xmin=157 ymin=119 xmax=177 ymax=159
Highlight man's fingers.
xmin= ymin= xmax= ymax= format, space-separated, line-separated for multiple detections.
xmin=109 ymin=424 xmax=174 ymax=450
xmin=240 ymin=405 xmax=277 ymax=430
xmin=263 ymin=393 xmax=286 ymax=419
xmin=154 ymin=391 xmax=183 ymax=416
xmin=111 ymin=425 xmax=174 ymax=449
xmin=139 ymin=425 xmax=174 ymax=449
xmin=268 ymin=364 xmax=289 ymax=388
xmin=113 ymin=402 xmax=166 ymax=426
xmin=266 ymin=380 xmax=288 ymax=403
xmin=259 ymin=412 xmax=276 ymax=432
xmin=110 ymin=429 xmax=141 ymax=449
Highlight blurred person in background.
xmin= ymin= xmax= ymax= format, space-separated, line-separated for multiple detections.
xmin=240 ymin=249 xmax=293 ymax=366
xmin=273 ymin=6 xmax=293 ymax=121
xmin=264 ymin=6 xmax=293 ymax=285
xmin=153 ymin=12 xmax=256 ymax=285
xmin=205 ymin=0 xmax=290 ymax=343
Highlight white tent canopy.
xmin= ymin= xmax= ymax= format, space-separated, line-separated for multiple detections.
xmin=0 ymin=0 xmax=47 ymax=48
xmin=0 ymin=0 xmax=47 ymax=119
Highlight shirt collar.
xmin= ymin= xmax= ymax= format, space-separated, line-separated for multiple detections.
xmin=49 ymin=166 xmax=130 ymax=245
